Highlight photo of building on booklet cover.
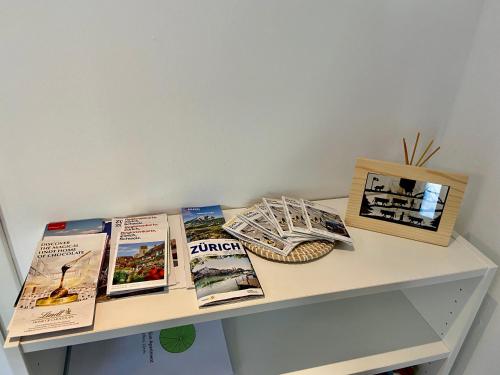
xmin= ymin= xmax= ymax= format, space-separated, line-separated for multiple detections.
xmin=190 ymin=254 xmax=261 ymax=299
xmin=113 ymin=241 xmax=165 ymax=285
xmin=360 ymin=172 xmax=450 ymax=231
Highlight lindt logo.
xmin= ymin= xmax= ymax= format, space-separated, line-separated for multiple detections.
xmin=38 ymin=308 xmax=71 ymax=319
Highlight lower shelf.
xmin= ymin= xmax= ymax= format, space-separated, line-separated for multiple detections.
xmin=35 ymin=290 xmax=449 ymax=375
xmin=223 ymin=291 xmax=449 ymax=375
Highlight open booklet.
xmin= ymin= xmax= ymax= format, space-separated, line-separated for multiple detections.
xmin=181 ymin=205 xmax=264 ymax=307
xmin=107 ymin=215 xmax=171 ymax=296
xmin=8 ymin=233 xmax=107 ymax=337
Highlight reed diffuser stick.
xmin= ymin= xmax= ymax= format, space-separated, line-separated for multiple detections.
xmin=403 ymin=138 xmax=409 ymax=165
xmin=415 ymin=139 xmax=434 ymax=167
xmin=417 ymin=146 xmax=441 ymax=167
xmin=409 ymin=132 xmax=420 ymax=165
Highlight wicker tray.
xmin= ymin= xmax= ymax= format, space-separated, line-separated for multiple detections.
xmin=242 ymin=239 xmax=335 ymax=263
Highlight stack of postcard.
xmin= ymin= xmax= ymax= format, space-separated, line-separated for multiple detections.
xmin=107 ymin=214 xmax=174 ymax=296
xmin=181 ymin=205 xmax=264 ymax=307
xmin=223 ymin=197 xmax=352 ymax=256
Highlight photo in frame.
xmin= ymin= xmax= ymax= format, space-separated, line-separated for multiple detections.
xmin=345 ymin=158 xmax=468 ymax=246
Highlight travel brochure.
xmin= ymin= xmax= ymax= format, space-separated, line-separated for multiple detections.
xmin=9 ymin=214 xmax=178 ymax=339
xmin=223 ymin=197 xmax=352 ymax=256
xmin=167 ymin=238 xmax=189 ymax=291
xmin=7 ymin=199 xmax=348 ymax=339
xmin=14 ymin=218 xmax=107 ymax=307
xmin=96 ymin=221 xmax=112 ymax=301
xmin=9 ymin=234 xmax=107 ymax=337
xmin=181 ymin=205 xmax=264 ymax=307
xmin=43 ymin=218 xmax=105 ymax=237
xmin=107 ymin=215 xmax=170 ymax=296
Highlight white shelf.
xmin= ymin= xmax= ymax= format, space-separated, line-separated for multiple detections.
xmin=4 ymin=198 xmax=494 ymax=358
xmin=223 ymin=291 xmax=449 ymax=375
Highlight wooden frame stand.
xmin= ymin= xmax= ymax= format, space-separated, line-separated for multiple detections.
xmin=346 ymin=158 xmax=468 ymax=246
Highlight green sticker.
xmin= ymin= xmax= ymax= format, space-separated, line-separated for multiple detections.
xmin=159 ymin=324 xmax=196 ymax=353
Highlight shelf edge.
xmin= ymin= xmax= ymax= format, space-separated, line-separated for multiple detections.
xmin=282 ymin=341 xmax=449 ymax=375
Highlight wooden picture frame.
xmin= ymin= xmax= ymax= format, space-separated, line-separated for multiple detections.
xmin=345 ymin=158 xmax=468 ymax=246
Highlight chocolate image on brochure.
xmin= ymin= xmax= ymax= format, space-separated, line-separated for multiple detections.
xmin=9 ymin=234 xmax=107 ymax=337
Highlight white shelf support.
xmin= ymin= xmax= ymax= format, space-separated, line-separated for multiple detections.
xmin=403 ymin=241 xmax=497 ymax=374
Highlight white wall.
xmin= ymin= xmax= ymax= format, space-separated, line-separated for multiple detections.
xmin=0 ymin=221 xmax=19 ymax=334
xmin=0 ymin=221 xmax=23 ymax=375
xmin=0 ymin=338 xmax=15 ymax=375
xmin=439 ymin=0 xmax=500 ymax=373
xmin=0 ymin=0 xmax=484 ymax=275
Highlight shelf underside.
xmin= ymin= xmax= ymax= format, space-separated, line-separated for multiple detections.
xmin=223 ymin=291 xmax=449 ymax=375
